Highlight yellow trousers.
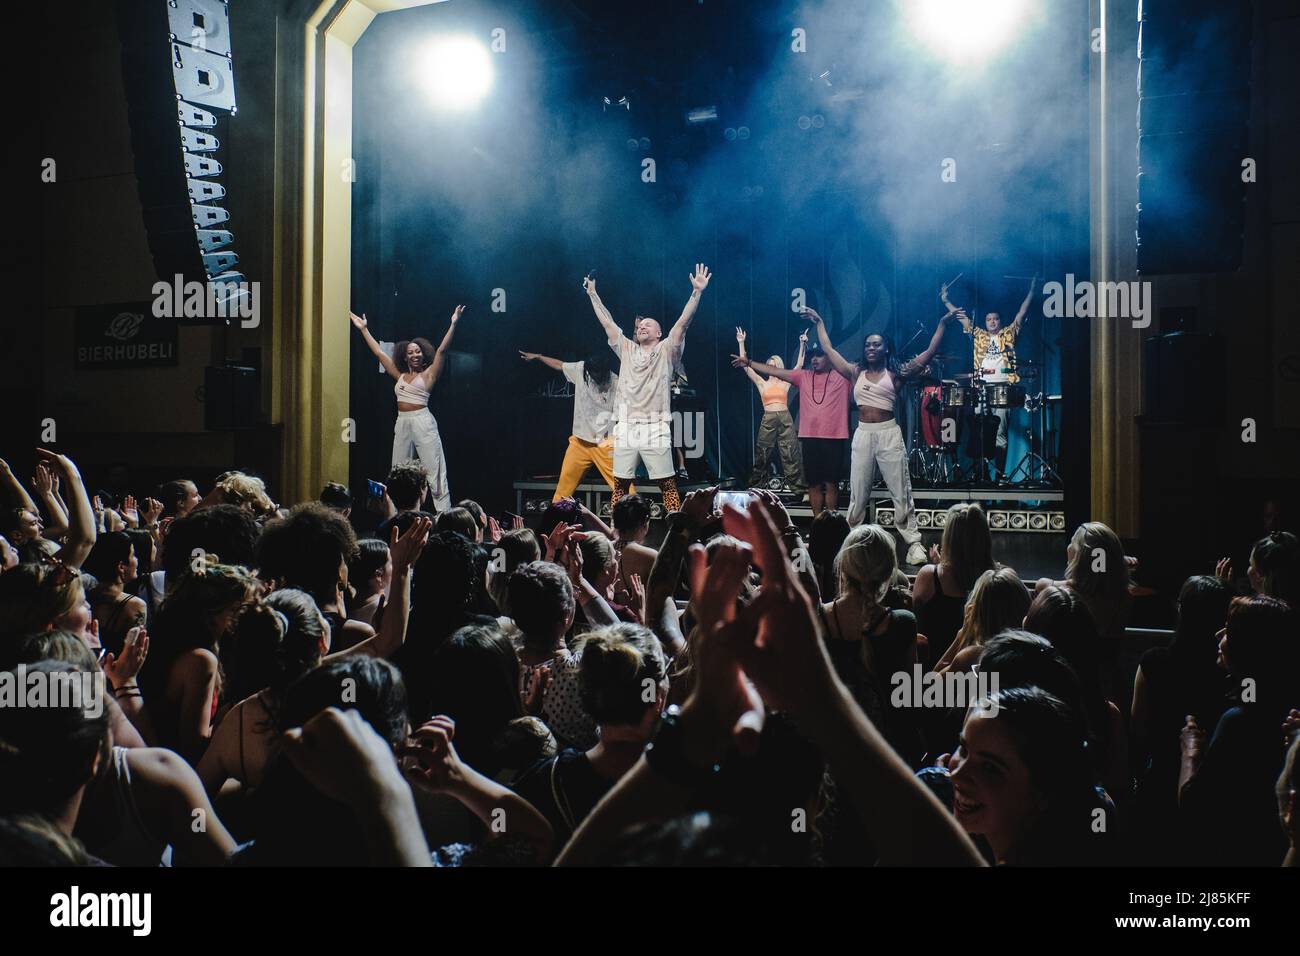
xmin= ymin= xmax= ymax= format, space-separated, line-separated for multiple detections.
xmin=554 ymin=436 xmax=632 ymax=500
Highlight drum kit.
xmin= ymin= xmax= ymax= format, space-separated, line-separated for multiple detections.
xmin=904 ymin=359 xmax=1061 ymax=487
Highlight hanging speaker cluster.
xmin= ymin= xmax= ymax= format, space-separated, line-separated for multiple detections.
xmin=118 ymin=0 xmax=245 ymax=320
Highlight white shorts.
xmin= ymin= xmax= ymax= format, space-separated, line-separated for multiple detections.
xmin=612 ymin=419 xmax=675 ymax=481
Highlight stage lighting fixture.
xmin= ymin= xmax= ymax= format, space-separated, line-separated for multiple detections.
xmin=685 ymin=105 xmax=718 ymax=125
xmin=904 ymin=0 xmax=1034 ymax=62
xmin=420 ymin=36 xmax=493 ymax=110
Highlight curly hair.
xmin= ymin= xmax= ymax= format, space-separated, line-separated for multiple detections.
xmin=508 ymin=561 xmax=575 ymax=651
xmin=215 ymin=471 xmax=276 ymax=517
xmin=256 ymin=502 xmax=359 ymax=605
xmin=161 ymin=504 xmax=260 ymax=580
xmin=392 ymin=337 xmax=436 ymax=375
xmin=141 ymin=562 xmax=258 ymax=702
xmin=385 ymin=461 xmax=429 ymax=512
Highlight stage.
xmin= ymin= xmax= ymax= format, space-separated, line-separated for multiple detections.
xmin=513 ymin=479 xmax=1068 ymax=581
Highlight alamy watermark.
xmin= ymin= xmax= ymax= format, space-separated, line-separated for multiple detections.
xmin=152 ymin=274 xmax=260 ymax=328
xmin=1042 ymin=274 xmax=1151 ymax=329
xmin=0 ymin=663 xmax=104 ymax=718
xmin=890 ymin=664 xmax=1000 ymax=714
xmin=612 ymin=405 xmax=705 ymax=459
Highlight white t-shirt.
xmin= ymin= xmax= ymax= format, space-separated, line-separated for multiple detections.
xmin=610 ymin=334 xmax=682 ymax=431
xmin=980 ymin=337 xmax=1010 ymax=384
xmin=561 ymin=361 xmax=618 ymax=443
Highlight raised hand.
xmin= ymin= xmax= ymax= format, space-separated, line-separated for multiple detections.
xmin=519 ymin=351 xmax=541 ymax=362
xmin=716 ymin=498 xmax=837 ymax=718
xmin=626 ymin=572 xmax=645 ymax=622
xmin=450 ymin=304 xmax=466 ymax=324
xmin=685 ymin=538 xmax=765 ymax=754
xmin=35 ymin=448 xmax=77 ymax=475
xmin=799 ymin=307 xmax=824 ymax=326
xmin=799 ymin=329 xmax=810 ymax=344
xmin=735 ymin=327 xmax=747 ymax=344
xmin=523 ymin=666 xmax=553 ymax=716
xmin=583 ymin=275 xmax=597 ymax=295
xmin=104 ymin=626 xmax=149 ymax=687
xmin=679 ymin=485 xmax=720 ymax=532
xmin=281 ymin=707 xmax=408 ymax=810
xmin=1283 ymin=709 xmax=1300 ymax=752
xmin=730 ymin=354 xmax=753 ymax=369
xmin=560 ymin=531 xmax=587 ymax=587
xmin=487 ymin=516 xmax=503 ymax=544
xmin=510 ymin=514 xmax=524 ymax=532
xmin=349 ymin=310 xmax=368 ymax=330
xmin=121 ymin=494 xmax=140 ymax=528
xmin=31 ymin=464 xmax=53 ymax=496
xmin=401 ymin=716 xmax=464 ymax=794
xmin=1215 ymin=557 xmax=1232 ymax=582
xmin=689 ymin=263 xmax=712 ymax=292
xmin=389 ymin=515 xmax=432 ymax=572
xmin=141 ymin=497 xmax=163 ymax=526
xmin=1180 ymin=714 xmax=1206 ymax=757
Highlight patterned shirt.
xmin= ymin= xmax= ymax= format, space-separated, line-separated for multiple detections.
xmin=966 ymin=325 xmax=1021 ymax=384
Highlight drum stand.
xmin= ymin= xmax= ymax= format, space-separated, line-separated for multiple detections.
xmin=1004 ymin=392 xmax=1061 ymax=487
xmin=1003 ymin=311 xmax=1062 ymax=488
xmin=906 ymin=383 xmax=947 ymax=485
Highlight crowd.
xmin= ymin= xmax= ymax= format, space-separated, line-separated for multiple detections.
xmin=1 ymin=448 xmax=1297 ymax=867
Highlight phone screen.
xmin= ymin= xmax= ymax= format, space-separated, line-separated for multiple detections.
xmin=715 ymin=491 xmax=753 ymax=511
xmin=367 ymin=479 xmax=384 ymax=498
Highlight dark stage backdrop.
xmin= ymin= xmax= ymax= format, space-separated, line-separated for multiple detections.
xmin=348 ymin=1 xmax=1091 ymax=520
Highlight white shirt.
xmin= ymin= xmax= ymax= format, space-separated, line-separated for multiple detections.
xmin=561 ymin=361 xmax=618 ymax=443
xmin=980 ymin=337 xmax=1010 ymax=384
xmin=610 ymin=334 xmax=682 ymax=429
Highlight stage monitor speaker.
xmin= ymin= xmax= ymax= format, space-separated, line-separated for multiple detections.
xmin=204 ymin=365 xmax=258 ymax=430
xmin=1136 ymin=0 xmax=1252 ymax=275
xmin=117 ymin=0 xmax=241 ymax=320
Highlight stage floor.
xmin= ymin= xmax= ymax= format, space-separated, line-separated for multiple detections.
xmin=515 ymin=479 xmax=1066 ymax=581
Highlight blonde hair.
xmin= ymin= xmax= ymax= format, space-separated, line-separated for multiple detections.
xmin=766 ymin=355 xmax=785 ymax=369
xmin=216 ymin=472 xmax=275 ymax=517
xmin=963 ymin=567 xmax=1031 ymax=647
xmin=835 ymin=525 xmax=898 ymax=605
xmin=577 ymin=624 xmax=667 ymax=726
xmin=1064 ymin=522 xmax=1129 ymax=601
xmin=938 ymin=503 xmax=997 ymax=593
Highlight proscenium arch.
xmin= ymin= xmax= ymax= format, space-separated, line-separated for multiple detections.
xmin=283 ymin=0 xmax=448 ymax=505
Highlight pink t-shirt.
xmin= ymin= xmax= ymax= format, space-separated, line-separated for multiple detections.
xmin=788 ymin=370 xmax=851 ymax=439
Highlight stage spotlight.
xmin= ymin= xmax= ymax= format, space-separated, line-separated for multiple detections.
xmin=419 ymin=36 xmax=493 ymax=110
xmin=904 ymin=0 xmax=1034 ymax=62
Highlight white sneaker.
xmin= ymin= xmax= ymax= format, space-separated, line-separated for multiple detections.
xmin=905 ymin=543 xmax=927 ymax=566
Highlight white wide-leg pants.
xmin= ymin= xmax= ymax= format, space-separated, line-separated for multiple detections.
xmin=393 ymin=408 xmax=451 ymax=512
xmin=847 ymin=419 xmax=921 ymax=546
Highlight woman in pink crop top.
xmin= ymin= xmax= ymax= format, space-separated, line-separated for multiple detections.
xmin=734 ymin=326 xmax=807 ymax=493
xmin=349 ymin=304 xmax=466 ymax=511
xmin=733 ymin=337 xmax=848 ymax=515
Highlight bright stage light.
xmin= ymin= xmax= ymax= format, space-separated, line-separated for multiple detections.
xmin=419 ymin=36 xmax=493 ymax=110
xmin=904 ymin=0 xmax=1034 ymax=62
